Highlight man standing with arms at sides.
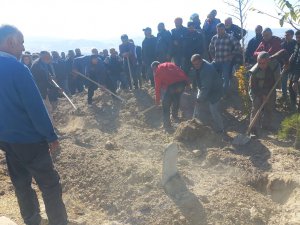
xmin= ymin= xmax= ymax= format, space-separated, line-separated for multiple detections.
xmin=156 ymin=22 xmax=172 ymax=63
xmin=171 ymin=17 xmax=189 ymax=69
xmin=142 ymin=27 xmax=157 ymax=87
xmin=209 ymin=23 xmax=241 ymax=96
xmin=203 ymin=9 xmax=221 ymax=54
xmin=0 ymin=25 xmax=68 ymax=225
xmin=245 ymin=25 xmax=263 ymax=65
xmin=119 ymin=34 xmax=138 ymax=89
xmin=151 ymin=61 xmax=188 ymax=131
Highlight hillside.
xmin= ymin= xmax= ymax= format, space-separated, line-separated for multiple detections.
xmin=1 ymin=85 xmax=300 ymax=225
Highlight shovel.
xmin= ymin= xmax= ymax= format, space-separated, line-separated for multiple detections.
xmin=50 ymin=79 xmax=77 ymax=110
xmin=138 ymin=105 xmax=157 ymax=117
xmin=73 ymin=71 xmax=126 ymax=103
xmin=233 ymin=69 xmax=284 ymax=145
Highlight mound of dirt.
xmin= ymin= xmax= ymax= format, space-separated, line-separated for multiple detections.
xmin=174 ymin=118 xmax=214 ymax=142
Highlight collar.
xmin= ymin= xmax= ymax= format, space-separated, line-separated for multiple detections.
xmin=0 ymin=51 xmax=17 ymax=59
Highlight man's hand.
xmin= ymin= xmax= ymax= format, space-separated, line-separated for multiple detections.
xmin=49 ymin=140 xmax=60 ymax=153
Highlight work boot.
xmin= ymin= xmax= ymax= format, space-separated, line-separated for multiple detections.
xmin=163 ymin=121 xmax=174 ymax=133
xmin=250 ymin=128 xmax=259 ymax=138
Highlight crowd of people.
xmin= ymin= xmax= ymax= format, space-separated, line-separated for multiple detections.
xmin=1 ymin=7 xmax=300 ymax=225
xmin=19 ymin=9 xmax=300 ymax=135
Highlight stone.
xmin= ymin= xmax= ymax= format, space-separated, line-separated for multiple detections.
xmin=192 ymin=149 xmax=204 ymax=157
xmin=162 ymin=143 xmax=179 ymax=186
xmin=0 ymin=217 xmax=18 ymax=225
xmin=105 ymin=141 xmax=115 ymax=150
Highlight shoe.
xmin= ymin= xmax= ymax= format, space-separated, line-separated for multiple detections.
xmin=249 ymin=128 xmax=259 ymax=137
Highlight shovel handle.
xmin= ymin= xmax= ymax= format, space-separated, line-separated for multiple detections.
xmin=73 ymin=71 xmax=126 ymax=102
xmin=247 ymin=69 xmax=284 ymax=134
xmin=140 ymin=105 xmax=156 ymax=115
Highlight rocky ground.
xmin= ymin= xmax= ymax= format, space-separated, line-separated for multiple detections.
xmin=1 ymin=85 xmax=300 ymax=225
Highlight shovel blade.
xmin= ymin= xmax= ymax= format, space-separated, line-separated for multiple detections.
xmin=232 ymin=134 xmax=251 ymax=145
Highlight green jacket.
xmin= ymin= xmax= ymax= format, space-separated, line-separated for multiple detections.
xmin=248 ymin=59 xmax=280 ymax=100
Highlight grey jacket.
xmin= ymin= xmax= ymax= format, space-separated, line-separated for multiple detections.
xmin=189 ymin=60 xmax=223 ymax=104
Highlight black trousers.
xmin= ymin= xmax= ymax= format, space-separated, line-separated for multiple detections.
xmin=162 ymin=81 xmax=186 ymax=125
xmin=289 ymin=79 xmax=300 ymax=110
xmin=0 ymin=141 xmax=68 ymax=225
xmin=88 ymin=83 xmax=97 ymax=104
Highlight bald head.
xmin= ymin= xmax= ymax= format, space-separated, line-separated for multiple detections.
xmin=0 ymin=25 xmax=25 ymax=59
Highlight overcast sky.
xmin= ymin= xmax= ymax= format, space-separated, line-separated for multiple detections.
xmin=1 ymin=0 xmax=292 ymax=41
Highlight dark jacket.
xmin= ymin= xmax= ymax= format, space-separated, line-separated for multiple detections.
xmin=86 ymin=58 xmax=107 ymax=86
xmin=106 ymin=55 xmax=123 ymax=76
xmin=203 ymin=18 xmax=221 ymax=43
xmin=142 ymin=35 xmax=157 ymax=65
xmin=290 ymin=43 xmax=300 ymax=82
xmin=225 ymin=24 xmax=247 ymax=41
xmin=73 ymin=55 xmax=90 ymax=74
xmin=245 ymin=34 xmax=263 ymax=64
xmin=52 ymin=59 xmax=67 ymax=82
xmin=171 ymin=26 xmax=189 ymax=58
xmin=31 ymin=59 xmax=53 ymax=99
xmin=190 ymin=60 xmax=223 ymax=104
xmin=281 ymin=39 xmax=297 ymax=57
xmin=135 ymin=45 xmax=142 ymax=65
xmin=249 ymin=59 xmax=280 ymax=99
xmin=185 ymin=30 xmax=204 ymax=59
xmin=156 ymin=29 xmax=172 ymax=62
xmin=119 ymin=42 xmax=137 ymax=64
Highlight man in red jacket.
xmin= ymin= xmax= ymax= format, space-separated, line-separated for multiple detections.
xmin=254 ymin=28 xmax=282 ymax=59
xmin=151 ymin=61 xmax=188 ymax=130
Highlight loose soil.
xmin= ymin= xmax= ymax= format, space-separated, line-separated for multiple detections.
xmin=1 ymin=86 xmax=300 ymax=225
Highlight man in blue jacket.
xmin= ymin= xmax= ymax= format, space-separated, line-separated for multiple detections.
xmin=0 ymin=25 xmax=68 ymax=225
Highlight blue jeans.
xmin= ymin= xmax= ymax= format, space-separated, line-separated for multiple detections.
xmin=214 ymin=61 xmax=232 ymax=94
xmin=0 ymin=141 xmax=68 ymax=225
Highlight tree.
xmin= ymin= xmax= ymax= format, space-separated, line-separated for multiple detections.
xmin=250 ymin=0 xmax=300 ymax=30
xmin=224 ymin=0 xmax=252 ymax=64
xmin=224 ymin=0 xmax=252 ymax=115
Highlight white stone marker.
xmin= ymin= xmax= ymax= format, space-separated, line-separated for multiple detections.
xmin=0 ymin=217 xmax=18 ymax=225
xmin=162 ymin=142 xmax=179 ymax=186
